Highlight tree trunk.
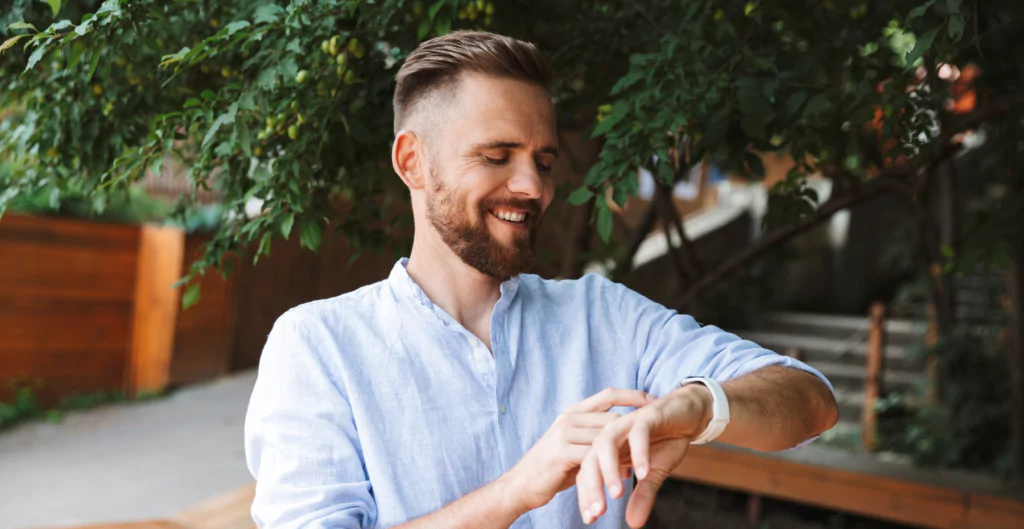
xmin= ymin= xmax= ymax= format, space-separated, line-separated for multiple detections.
xmin=1009 ymin=247 xmax=1024 ymax=480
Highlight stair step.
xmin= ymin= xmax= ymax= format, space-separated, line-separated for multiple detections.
xmin=809 ymin=361 xmax=924 ymax=389
xmin=737 ymin=330 xmax=913 ymax=361
xmin=754 ymin=312 xmax=927 ymax=337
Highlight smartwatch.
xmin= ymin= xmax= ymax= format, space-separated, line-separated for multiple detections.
xmin=678 ymin=377 xmax=730 ymax=444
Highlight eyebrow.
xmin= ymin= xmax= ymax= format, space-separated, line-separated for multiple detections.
xmin=473 ymin=141 xmax=560 ymax=158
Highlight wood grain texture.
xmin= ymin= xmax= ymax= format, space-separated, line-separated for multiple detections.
xmin=0 ymin=214 xmax=139 ymax=405
xmin=671 ymin=444 xmax=1024 ymax=529
xmin=169 ymin=235 xmax=238 ymax=386
xmin=126 ymin=224 xmax=185 ymax=397
xmin=174 ymin=483 xmax=256 ymax=529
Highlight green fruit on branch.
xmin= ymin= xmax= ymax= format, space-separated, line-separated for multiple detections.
xmin=321 ymin=40 xmax=330 ymax=54
xmin=290 ymin=100 xmax=299 ymax=111
xmin=347 ymin=38 xmax=365 ymax=59
xmin=266 ymin=115 xmax=278 ymax=128
xmin=296 ymin=70 xmax=309 ymax=84
xmin=287 ymin=124 xmax=300 ymax=140
xmin=485 ymin=2 xmax=494 ymax=15
xmin=343 ymin=69 xmax=357 ymax=84
xmin=413 ymin=1 xmax=423 ymax=16
xmin=336 ymin=53 xmax=348 ymax=68
xmin=329 ymin=35 xmax=342 ymax=55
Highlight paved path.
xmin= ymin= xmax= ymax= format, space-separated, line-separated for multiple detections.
xmin=0 ymin=370 xmax=258 ymax=529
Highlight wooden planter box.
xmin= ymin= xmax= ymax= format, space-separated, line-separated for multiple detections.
xmin=0 ymin=213 xmax=237 ymax=407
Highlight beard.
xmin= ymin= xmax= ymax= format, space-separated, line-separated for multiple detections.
xmin=425 ymin=174 xmax=542 ymax=281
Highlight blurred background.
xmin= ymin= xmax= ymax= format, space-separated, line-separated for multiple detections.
xmin=1 ymin=1 xmax=1022 ymax=528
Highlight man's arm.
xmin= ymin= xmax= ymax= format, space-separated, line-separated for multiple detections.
xmin=710 ymin=364 xmax=838 ymax=451
xmin=390 ymin=473 xmax=527 ymax=529
xmin=575 ymin=365 xmax=837 ymax=528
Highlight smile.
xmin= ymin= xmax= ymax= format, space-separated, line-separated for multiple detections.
xmin=490 ymin=209 xmax=528 ymax=224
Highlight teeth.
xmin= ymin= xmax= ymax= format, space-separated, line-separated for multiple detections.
xmin=494 ymin=210 xmax=526 ymax=223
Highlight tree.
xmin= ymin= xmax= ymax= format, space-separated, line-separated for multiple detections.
xmin=2 ymin=0 xmax=1023 ymax=475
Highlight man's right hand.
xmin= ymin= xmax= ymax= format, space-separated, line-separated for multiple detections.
xmin=505 ymin=388 xmax=655 ymax=512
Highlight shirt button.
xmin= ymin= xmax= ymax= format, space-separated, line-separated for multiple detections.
xmin=499 ymin=403 xmax=507 ymax=414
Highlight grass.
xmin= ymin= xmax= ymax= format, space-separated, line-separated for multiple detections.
xmin=0 ymin=384 xmax=166 ymax=432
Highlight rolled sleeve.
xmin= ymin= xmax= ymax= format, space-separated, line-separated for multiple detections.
xmin=605 ymin=280 xmax=833 ymax=399
xmin=244 ymin=311 xmax=377 ymax=529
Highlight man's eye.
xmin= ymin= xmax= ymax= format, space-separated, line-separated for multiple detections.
xmin=484 ymin=156 xmax=509 ymax=166
xmin=536 ymin=162 xmax=553 ymax=173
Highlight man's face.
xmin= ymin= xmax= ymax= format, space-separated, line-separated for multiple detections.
xmin=423 ymin=74 xmax=558 ymax=280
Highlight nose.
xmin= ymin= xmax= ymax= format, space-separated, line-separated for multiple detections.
xmin=506 ymin=160 xmax=544 ymax=199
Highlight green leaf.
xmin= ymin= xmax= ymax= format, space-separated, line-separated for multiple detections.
xmin=182 ymin=285 xmax=201 ymax=310
xmin=258 ymin=231 xmax=272 ymax=257
xmin=202 ymin=103 xmax=238 ymax=149
xmin=948 ymin=14 xmax=965 ymax=41
xmin=428 ymin=0 xmax=446 ymax=21
xmin=567 ymin=187 xmax=594 ymax=205
xmin=254 ymin=5 xmax=284 ymax=24
xmin=49 ymin=20 xmax=73 ymax=31
xmin=417 ymin=16 xmax=432 ymax=39
xmin=300 ymin=218 xmax=322 ymax=251
xmin=940 ymin=244 xmax=955 ymax=258
xmin=280 ymin=213 xmax=295 ymax=240
xmin=46 ymin=0 xmax=62 ymax=16
xmin=905 ymin=27 xmax=939 ymax=68
xmin=0 ymin=35 xmax=27 ymax=54
xmin=740 ymin=115 xmax=767 ymax=140
xmin=596 ymin=203 xmax=613 ymax=244
xmin=435 ymin=13 xmax=451 ymax=36
xmin=86 ymin=44 xmax=102 ymax=81
xmin=945 ymin=0 xmax=962 ymax=14
xmin=184 ymin=97 xmax=202 ymax=108
xmin=656 ymin=161 xmax=675 ymax=185
xmin=908 ymin=0 xmax=939 ymax=20
xmin=25 ymin=44 xmax=48 ymax=71
xmin=738 ymin=88 xmax=774 ymax=119
xmin=783 ymin=91 xmax=807 ymax=117
xmin=225 ymin=20 xmax=250 ymax=36
xmin=7 ymin=22 xmax=38 ymax=32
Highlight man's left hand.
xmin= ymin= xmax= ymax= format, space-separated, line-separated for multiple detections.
xmin=575 ymin=385 xmax=712 ymax=527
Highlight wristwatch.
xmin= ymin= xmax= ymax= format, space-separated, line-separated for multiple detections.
xmin=677 ymin=377 xmax=730 ymax=444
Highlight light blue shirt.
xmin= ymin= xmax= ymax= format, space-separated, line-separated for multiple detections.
xmin=244 ymin=258 xmax=831 ymax=529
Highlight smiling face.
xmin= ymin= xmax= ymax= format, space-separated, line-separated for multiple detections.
xmin=419 ymin=73 xmax=558 ymax=280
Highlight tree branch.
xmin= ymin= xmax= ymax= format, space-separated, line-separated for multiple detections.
xmin=670 ymin=145 xmax=963 ymax=311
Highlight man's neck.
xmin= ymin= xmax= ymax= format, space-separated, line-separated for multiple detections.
xmin=405 ymin=235 xmax=503 ymax=347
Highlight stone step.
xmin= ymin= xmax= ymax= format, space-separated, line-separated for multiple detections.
xmin=736 ymin=329 xmax=922 ymax=371
xmin=809 ymin=361 xmax=924 ymax=392
xmin=750 ymin=312 xmax=927 ymax=344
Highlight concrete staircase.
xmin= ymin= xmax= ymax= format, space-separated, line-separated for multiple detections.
xmin=731 ymin=311 xmax=930 ymax=451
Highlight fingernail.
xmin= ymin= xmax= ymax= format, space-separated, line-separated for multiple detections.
xmin=636 ymin=465 xmax=648 ymax=480
xmin=583 ymin=509 xmax=592 ymax=524
xmin=610 ymin=483 xmax=621 ymax=497
xmin=590 ymin=502 xmax=602 ymax=517
xmin=645 ymin=393 xmax=657 ymax=402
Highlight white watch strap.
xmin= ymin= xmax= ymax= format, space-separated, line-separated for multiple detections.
xmin=678 ymin=377 xmax=730 ymax=444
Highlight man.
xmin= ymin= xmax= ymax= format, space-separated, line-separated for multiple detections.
xmin=244 ymin=30 xmax=838 ymax=529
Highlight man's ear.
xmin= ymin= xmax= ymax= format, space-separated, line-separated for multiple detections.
xmin=392 ymin=129 xmax=426 ymax=190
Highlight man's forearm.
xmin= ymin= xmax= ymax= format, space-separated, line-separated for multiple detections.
xmin=682 ymin=365 xmax=838 ymax=452
xmin=392 ymin=472 xmax=527 ymax=529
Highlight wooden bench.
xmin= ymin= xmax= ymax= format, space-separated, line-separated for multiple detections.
xmin=671 ymin=444 xmax=1024 ymax=529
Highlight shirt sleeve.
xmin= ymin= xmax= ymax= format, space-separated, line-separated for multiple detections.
xmin=244 ymin=309 xmax=377 ymax=529
xmin=601 ymin=277 xmax=834 ymax=401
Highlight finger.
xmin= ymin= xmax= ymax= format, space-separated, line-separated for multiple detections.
xmin=625 ymin=473 xmax=661 ymax=529
xmin=620 ymin=464 xmax=632 ymax=480
xmin=565 ymin=388 xmax=654 ymax=414
xmin=628 ymin=418 xmax=652 ymax=481
xmin=596 ymin=420 xmax=631 ymax=501
xmin=576 ymin=452 xmax=604 ymax=524
xmin=560 ymin=411 xmax=623 ymax=429
xmin=564 ymin=427 xmax=604 ymax=445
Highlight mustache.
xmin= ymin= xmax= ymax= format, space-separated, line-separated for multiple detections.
xmin=479 ymin=198 xmax=542 ymax=216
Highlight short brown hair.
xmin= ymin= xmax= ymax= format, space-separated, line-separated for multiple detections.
xmin=393 ymin=30 xmax=553 ymax=134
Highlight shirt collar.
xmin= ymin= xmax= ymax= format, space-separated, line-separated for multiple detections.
xmin=388 ymin=257 xmax=520 ymax=310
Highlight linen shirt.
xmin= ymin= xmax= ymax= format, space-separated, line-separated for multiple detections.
xmin=244 ymin=258 xmax=832 ymax=529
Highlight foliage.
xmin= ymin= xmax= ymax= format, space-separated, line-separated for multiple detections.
xmin=1 ymin=0 xmax=1022 ymax=296
xmin=875 ymin=324 xmax=1012 ymax=477
xmin=0 ymin=383 xmax=164 ymax=432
